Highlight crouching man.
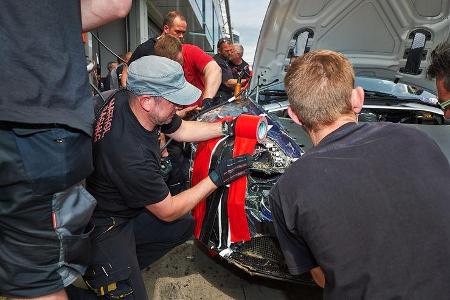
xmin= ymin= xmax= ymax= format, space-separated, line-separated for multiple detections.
xmin=270 ymin=50 xmax=450 ymax=299
xmin=77 ymin=56 xmax=249 ymax=299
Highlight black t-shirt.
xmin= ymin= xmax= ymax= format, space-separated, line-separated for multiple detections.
xmin=0 ymin=1 xmax=93 ymax=135
xmin=87 ymin=90 xmax=182 ymax=218
xmin=270 ymin=122 xmax=450 ymax=299
xmin=230 ymin=60 xmax=250 ymax=80
xmin=128 ymin=38 xmax=157 ymax=66
xmin=213 ymin=54 xmax=234 ymax=98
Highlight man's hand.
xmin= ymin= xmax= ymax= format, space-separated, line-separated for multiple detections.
xmin=209 ymin=155 xmax=251 ymax=187
xmin=202 ymin=97 xmax=213 ymax=106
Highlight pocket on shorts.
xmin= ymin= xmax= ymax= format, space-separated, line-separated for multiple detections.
xmin=62 ymin=222 xmax=94 ymax=265
xmin=12 ymin=127 xmax=93 ymax=196
xmin=52 ymin=184 xmax=97 ymax=266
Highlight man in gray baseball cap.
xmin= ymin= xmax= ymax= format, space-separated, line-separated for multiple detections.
xmin=127 ymin=55 xmax=200 ymax=106
xmin=72 ymin=55 xmax=250 ymax=299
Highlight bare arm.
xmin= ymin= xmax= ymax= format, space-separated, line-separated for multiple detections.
xmin=146 ymin=176 xmax=217 ymax=222
xmin=167 ymin=120 xmax=222 ymax=142
xmin=201 ymin=61 xmax=222 ymax=99
xmin=310 ymin=266 xmax=325 ymax=288
xmin=224 ymin=78 xmax=248 ymax=89
xmin=80 ymin=0 xmax=132 ymax=32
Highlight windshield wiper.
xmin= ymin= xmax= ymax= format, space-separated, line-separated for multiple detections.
xmin=364 ymin=89 xmax=399 ymax=99
xmin=364 ymin=89 xmax=438 ymax=107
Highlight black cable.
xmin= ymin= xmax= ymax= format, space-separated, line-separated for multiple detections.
xmin=87 ymin=33 xmax=128 ymax=119
xmin=91 ymin=33 xmax=127 ymax=64
xmin=248 ymin=78 xmax=280 ymax=98
xmin=90 ymin=82 xmax=106 ymax=103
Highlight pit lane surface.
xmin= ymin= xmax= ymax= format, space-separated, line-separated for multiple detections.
xmin=141 ymin=239 xmax=322 ymax=299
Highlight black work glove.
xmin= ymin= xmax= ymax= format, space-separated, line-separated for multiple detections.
xmin=209 ymin=154 xmax=251 ymax=187
xmin=221 ymin=117 xmax=238 ymax=136
xmin=202 ymin=97 xmax=213 ymax=104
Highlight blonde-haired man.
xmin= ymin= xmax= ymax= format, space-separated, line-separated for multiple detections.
xmin=427 ymin=42 xmax=450 ymax=119
xmin=270 ymin=50 xmax=450 ymax=299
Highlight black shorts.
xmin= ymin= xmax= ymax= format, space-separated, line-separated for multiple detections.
xmin=0 ymin=125 xmax=95 ymax=298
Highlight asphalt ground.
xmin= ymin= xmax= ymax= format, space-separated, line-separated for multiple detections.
xmin=141 ymin=239 xmax=323 ymax=300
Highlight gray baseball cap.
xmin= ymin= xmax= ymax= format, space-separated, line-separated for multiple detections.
xmin=127 ymin=55 xmax=201 ymax=105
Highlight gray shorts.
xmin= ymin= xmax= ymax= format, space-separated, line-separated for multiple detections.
xmin=0 ymin=125 xmax=96 ymax=298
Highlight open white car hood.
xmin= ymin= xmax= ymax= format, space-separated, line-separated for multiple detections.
xmin=252 ymin=0 xmax=450 ymax=93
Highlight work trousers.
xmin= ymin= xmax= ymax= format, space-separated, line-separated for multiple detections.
xmin=67 ymin=211 xmax=194 ymax=299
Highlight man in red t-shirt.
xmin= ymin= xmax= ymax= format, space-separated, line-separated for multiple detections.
xmin=182 ymin=44 xmax=221 ymax=107
xmin=125 ymin=11 xmax=221 ymax=107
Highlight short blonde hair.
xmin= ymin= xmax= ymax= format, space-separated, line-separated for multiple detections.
xmin=155 ymin=35 xmax=182 ymax=62
xmin=285 ymin=50 xmax=355 ymax=130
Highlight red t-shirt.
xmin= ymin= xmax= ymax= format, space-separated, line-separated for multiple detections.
xmin=182 ymin=44 xmax=213 ymax=106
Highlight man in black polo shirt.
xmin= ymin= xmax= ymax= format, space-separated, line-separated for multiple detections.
xmin=213 ymin=38 xmax=248 ymax=101
xmin=79 ymin=55 xmax=249 ymax=299
xmin=270 ymin=50 xmax=450 ymax=299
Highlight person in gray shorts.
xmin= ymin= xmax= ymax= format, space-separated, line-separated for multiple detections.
xmin=0 ymin=1 xmax=131 ymax=299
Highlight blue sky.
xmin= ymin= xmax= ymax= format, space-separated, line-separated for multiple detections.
xmin=229 ymin=0 xmax=270 ymax=66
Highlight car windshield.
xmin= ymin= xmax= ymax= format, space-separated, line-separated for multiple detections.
xmin=355 ymin=77 xmax=437 ymax=105
xmin=258 ymin=76 xmax=438 ymax=106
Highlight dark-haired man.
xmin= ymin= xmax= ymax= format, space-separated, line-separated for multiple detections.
xmin=270 ymin=50 xmax=450 ymax=299
xmin=427 ymin=42 xmax=450 ymax=119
